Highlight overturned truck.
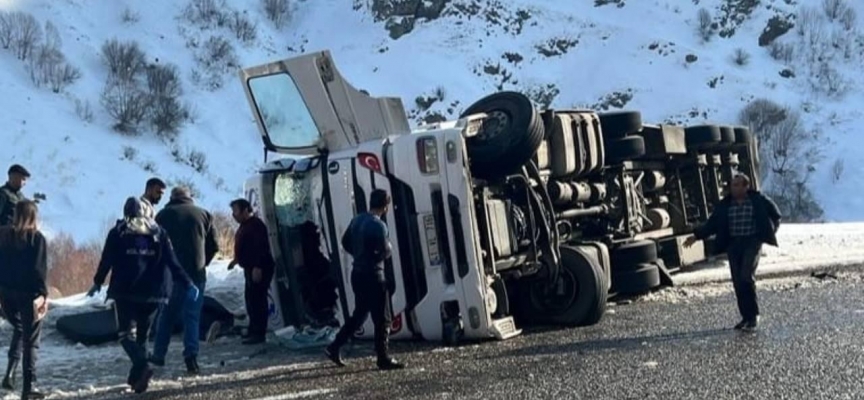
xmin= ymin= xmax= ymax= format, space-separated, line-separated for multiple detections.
xmin=239 ymin=51 xmax=760 ymax=344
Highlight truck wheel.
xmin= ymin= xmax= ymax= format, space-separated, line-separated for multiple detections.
xmin=598 ymin=111 xmax=642 ymax=140
xmin=461 ymin=92 xmax=545 ymax=179
xmin=733 ymin=126 xmax=753 ymax=144
xmin=605 ymin=136 xmax=646 ymax=164
xmin=611 ymin=240 xmax=658 ymax=267
xmin=526 ymin=246 xmax=607 ymax=326
xmin=684 ymin=125 xmax=721 ymax=147
xmin=719 ymin=126 xmax=736 ymax=144
xmin=611 ymin=263 xmax=661 ymax=295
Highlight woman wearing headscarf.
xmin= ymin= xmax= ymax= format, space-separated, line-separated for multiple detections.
xmin=0 ymin=200 xmax=48 ymax=400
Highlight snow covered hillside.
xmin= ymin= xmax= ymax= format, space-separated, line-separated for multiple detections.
xmin=1 ymin=0 xmax=863 ymax=244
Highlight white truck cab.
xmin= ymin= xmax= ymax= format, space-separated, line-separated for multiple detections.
xmin=238 ymin=51 xmax=760 ymax=344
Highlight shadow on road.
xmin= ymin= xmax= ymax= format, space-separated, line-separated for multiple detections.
xmin=94 ymin=361 xmax=370 ymax=400
xmin=484 ymin=328 xmax=733 ymax=360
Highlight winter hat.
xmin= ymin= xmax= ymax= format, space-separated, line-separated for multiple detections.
xmin=122 ymin=197 xmax=158 ymax=235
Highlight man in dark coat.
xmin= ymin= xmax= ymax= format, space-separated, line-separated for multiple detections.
xmin=228 ymin=198 xmax=275 ymax=345
xmin=150 ymin=187 xmax=218 ymax=374
xmin=0 ymin=165 xmax=30 ymax=227
xmin=685 ymin=173 xmax=782 ymax=331
xmin=325 ymin=189 xmax=403 ymax=370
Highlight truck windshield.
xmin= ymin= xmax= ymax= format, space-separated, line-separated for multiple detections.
xmin=247 ymin=73 xmax=320 ymax=149
xmin=274 ymin=172 xmax=314 ymax=227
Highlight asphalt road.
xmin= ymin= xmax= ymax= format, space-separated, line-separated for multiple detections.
xmin=88 ymin=273 xmax=864 ymax=400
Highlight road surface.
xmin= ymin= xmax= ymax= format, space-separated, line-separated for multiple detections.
xmin=72 ymin=271 xmax=864 ymax=400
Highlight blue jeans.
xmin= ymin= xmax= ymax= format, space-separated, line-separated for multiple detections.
xmin=152 ymin=281 xmax=205 ymax=359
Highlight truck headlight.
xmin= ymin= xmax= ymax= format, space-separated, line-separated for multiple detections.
xmin=417 ymin=137 xmax=439 ymax=174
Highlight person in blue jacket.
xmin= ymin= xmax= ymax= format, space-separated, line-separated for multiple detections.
xmin=325 ymin=189 xmax=403 ymax=370
xmin=87 ymin=197 xmax=199 ymax=393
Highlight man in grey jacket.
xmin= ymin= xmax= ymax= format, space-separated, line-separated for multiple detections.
xmin=149 ymin=187 xmax=218 ymax=374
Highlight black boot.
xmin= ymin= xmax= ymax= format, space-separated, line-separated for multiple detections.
xmin=184 ymin=356 xmax=200 ymax=375
xmin=21 ymin=372 xmax=45 ymax=400
xmin=2 ymin=359 xmax=18 ymax=390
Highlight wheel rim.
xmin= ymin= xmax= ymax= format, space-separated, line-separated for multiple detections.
xmin=476 ymin=110 xmax=510 ymax=141
xmin=529 ymin=267 xmax=579 ymax=314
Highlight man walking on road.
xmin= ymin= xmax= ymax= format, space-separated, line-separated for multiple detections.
xmin=140 ymin=178 xmax=167 ymax=221
xmin=88 ymin=197 xmax=199 ymax=393
xmin=325 ymin=189 xmax=403 ymax=370
xmin=150 ymin=187 xmax=219 ymax=374
xmin=227 ymin=199 xmax=275 ymax=345
xmin=0 ymin=165 xmax=30 ymax=227
xmin=685 ymin=173 xmax=782 ymax=332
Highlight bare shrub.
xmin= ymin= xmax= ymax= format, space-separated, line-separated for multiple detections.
xmin=822 ymin=0 xmax=851 ymax=22
xmin=192 ymin=36 xmax=238 ymax=90
xmin=796 ymin=6 xmax=823 ymax=37
xmin=10 ymin=12 xmax=42 ymax=60
xmin=74 ymin=98 xmax=94 ymax=123
xmin=262 ymin=0 xmax=290 ymax=29
xmin=697 ymin=8 xmax=714 ymax=42
xmin=182 ymin=0 xmax=227 ymax=27
xmin=188 ymin=150 xmax=208 ymax=173
xmin=739 ymin=99 xmax=824 ymax=222
xmin=0 ymin=12 xmax=13 ymax=49
xmin=48 ymin=64 xmax=81 ymax=93
xmin=146 ymin=63 xmax=182 ymax=98
xmin=101 ymin=80 xmax=150 ymax=134
xmin=121 ymin=7 xmax=141 ymax=24
xmin=144 ymin=63 xmax=189 ymax=139
xmin=212 ymin=210 xmax=238 ymax=259
xmin=47 ymin=233 xmax=103 ymax=297
xmin=839 ymin=7 xmax=857 ymax=31
xmin=101 ymin=39 xmax=147 ymax=82
xmin=831 ymin=157 xmax=845 ymax=183
xmin=229 ymin=11 xmax=257 ymax=43
xmin=768 ymin=41 xmax=794 ymax=63
xmin=122 ymin=145 xmax=138 ymax=160
xmin=149 ymin=96 xmax=188 ymax=140
xmin=815 ymin=62 xmax=849 ymax=98
xmin=732 ymin=48 xmax=750 ymax=66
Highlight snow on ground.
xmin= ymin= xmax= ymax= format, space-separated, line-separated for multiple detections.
xmin=675 ymin=223 xmax=864 ymax=285
xmin=1 ymin=0 xmax=864 ymax=243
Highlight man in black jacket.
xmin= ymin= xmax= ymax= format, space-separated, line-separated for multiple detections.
xmin=685 ymin=173 xmax=782 ymax=331
xmin=87 ymin=197 xmax=199 ymax=394
xmin=325 ymin=189 xmax=403 ymax=370
xmin=0 ymin=165 xmax=30 ymax=227
xmin=228 ymin=198 xmax=275 ymax=345
xmin=150 ymin=187 xmax=218 ymax=374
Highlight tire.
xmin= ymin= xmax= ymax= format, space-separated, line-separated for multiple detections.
xmin=611 ymin=240 xmax=658 ymax=268
xmin=598 ymin=111 xmax=642 ymax=140
xmin=606 ymin=136 xmax=646 ymax=164
xmin=733 ymin=126 xmax=753 ymax=144
xmin=611 ymin=263 xmax=661 ymax=295
xmin=461 ymin=92 xmax=545 ymax=179
xmin=684 ymin=125 xmax=721 ymax=148
xmin=524 ymin=246 xmax=607 ymax=326
xmin=719 ymin=126 xmax=736 ymax=144
xmin=56 ymin=308 xmax=118 ymax=346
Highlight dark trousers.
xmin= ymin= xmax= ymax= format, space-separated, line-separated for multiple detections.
xmin=330 ymin=272 xmax=392 ymax=360
xmin=244 ymin=269 xmax=273 ymax=337
xmin=0 ymin=291 xmax=43 ymax=388
xmin=115 ymin=300 xmax=159 ymax=382
xmin=728 ymin=237 xmax=762 ymax=322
